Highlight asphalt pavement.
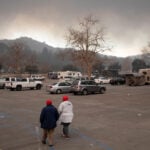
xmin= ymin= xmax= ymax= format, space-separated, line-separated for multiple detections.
xmin=0 ymin=82 xmax=150 ymax=150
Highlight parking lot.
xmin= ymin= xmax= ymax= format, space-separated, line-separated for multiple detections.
xmin=0 ymin=81 xmax=150 ymax=150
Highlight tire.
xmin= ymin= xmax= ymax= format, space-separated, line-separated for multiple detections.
xmin=16 ymin=85 xmax=22 ymax=91
xmin=100 ymin=88 xmax=105 ymax=94
xmin=82 ymin=89 xmax=88 ymax=95
xmin=56 ymin=89 xmax=62 ymax=94
xmin=36 ymin=84 xmax=41 ymax=90
xmin=73 ymin=92 xmax=77 ymax=95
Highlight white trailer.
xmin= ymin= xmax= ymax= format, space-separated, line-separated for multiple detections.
xmin=57 ymin=71 xmax=82 ymax=79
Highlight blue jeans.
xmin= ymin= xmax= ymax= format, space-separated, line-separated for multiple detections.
xmin=61 ymin=123 xmax=70 ymax=136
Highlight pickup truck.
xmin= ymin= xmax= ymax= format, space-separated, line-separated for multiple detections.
xmin=6 ymin=77 xmax=43 ymax=91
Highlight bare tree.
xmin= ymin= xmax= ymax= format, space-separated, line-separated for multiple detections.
xmin=26 ymin=51 xmax=38 ymax=66
xmin=8 ymin=42 xmax=26 ymax=74
xmin=141 ymin=42 xmax=150 ymax=66
xmin=121 ymin=57 xmax=132 ymax=72
xmin=142 ymin=42 xmax=150 ymax=54
xmin=66 ymin=15 xmax=110 ymax=78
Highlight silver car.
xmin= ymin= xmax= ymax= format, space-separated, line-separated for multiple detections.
xmin=71 ymin=80 xmax=106 ymax=95
xmin=47 ymin=82 xmax=72 ymax=94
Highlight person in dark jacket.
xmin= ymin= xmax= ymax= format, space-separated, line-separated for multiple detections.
xmin=40 ymin=99 xmax=59 ymax=147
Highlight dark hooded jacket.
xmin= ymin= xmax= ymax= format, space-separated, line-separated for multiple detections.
xmin=40 ymin=105 xmax=59 ymax=129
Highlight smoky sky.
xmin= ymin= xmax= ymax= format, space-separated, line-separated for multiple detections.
xmin=0 ymin=0 xmax=150 ymax=57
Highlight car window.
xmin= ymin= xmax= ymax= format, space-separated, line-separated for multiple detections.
xmin=65 ymin=82 xmax=71 ymax=86
xmin=11 ymin=78 xmax=16 ymax=81
xmin=72 ymin=80 xmax=79 ymax=85
xmin=81 ymin=81 xmax=88 ymax=85
xmin=29 ymin=79 xmax=34 ymax=82
xmin=5 ymin=78 xmax=9 ymax=81
xmin=88 ymin=81 xmax=96 ymax=85
xmin=0 ymin=78 xmax=5 ymax=81
xmin=21 ymin=78 xmax=27 ymax=82
xmin=16 ymin=78 xmax=22 ymax=81
xmin=59 ymin=82 xmax=66 ymax=86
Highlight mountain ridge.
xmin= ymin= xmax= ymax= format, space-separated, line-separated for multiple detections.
xmin=0 ymin=37 xmax=57 ymax=53
xmin=0 ymin=36 xmax=142 ymax=58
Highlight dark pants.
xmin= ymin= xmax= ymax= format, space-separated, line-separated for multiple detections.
xmin=61 ymin=123 xmax=70 ymax=136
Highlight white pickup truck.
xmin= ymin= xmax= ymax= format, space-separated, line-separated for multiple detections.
xmin=6 ymin=77 xmax=43 ymax=91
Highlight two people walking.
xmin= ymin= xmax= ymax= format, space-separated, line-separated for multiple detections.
xmin=40 ymin=95 xmax=74 ymax=147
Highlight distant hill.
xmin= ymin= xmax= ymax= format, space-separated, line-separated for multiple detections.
xmin=0 ymin=37 xmax=57 ymax=53
xmin=0 ymin=37 xmax=149 ymax=72
xmin=0 ymin=36 xmax=143 ymax=58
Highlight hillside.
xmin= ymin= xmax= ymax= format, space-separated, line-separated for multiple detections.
xmin=0 ymin=37 xmax=56 ymax=53
xmin=0 ymin=37 xmax=149 ymax=73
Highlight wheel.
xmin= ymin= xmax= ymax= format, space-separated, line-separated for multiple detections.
xmin=16 ymin=85 xmax=22 ymax=91
xmin=100 ymin=88 xmax=105 ymax=94
xmin=36 ymin=84 xmax=41 ymax=90
xmin=56 ymin=89 xmax=62 ymax=94
xmin=73 ymin=92 xmax=77 ymax=95
xmin=82 ymin=89 xmax=88 ymax=95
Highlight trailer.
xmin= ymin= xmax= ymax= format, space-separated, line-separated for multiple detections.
xmin=139 ymin=68 xmax=150 ymax=84
xmin=57 ymin=71 xmax=82 ymax=79
xmin=125 ymin=73 xmax=145 ymax=86
xmin=125 ymin=68 xmax=150 ymax=86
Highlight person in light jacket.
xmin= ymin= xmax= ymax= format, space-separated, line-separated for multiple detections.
xmin=40 ymin=99 xmax=59 ymax=147
xmin=58 ymin=95 xmax=74 ymax=138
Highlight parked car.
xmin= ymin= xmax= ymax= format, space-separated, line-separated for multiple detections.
xmin=46 ymin=81 xmax=72 ymax=94
xmin=94 ymin=77 xmax=111 ymax=84
xmin=0 ymin=77 xmax=6 ymax=89
xmin=110 ymin=77 xmax=126 ymax=85
xmin=71 ymin=80 xmax=106 ymax=95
